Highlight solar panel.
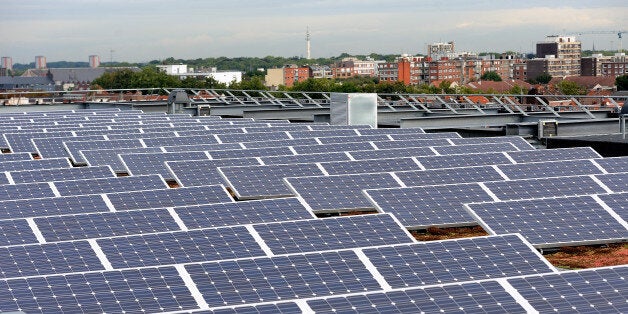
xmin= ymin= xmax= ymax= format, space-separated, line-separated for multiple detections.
xmin=74 ymin=127 xmax=143 ymax=137
xmin=357 ymin=127 xmax=425 ymax=135
xmin=306 ymin=280 xmax=526 ymax=313
xmin=81 ymin=147 xmax=163 ymax=172
xmin=433 ymin=142 xmax=519 ymax=155
xmin=594 ymin=172 xmax=628 ymax=192
xmin=4 ymin=131 xmax=74 ymax=152
xmin=0 ymin=182 xmax=56 ymax=201
xmin=0 ymin=219 xmax=38 ymax=246
xmin=597 ymin=192 xmax=628 ymax=222
xmin=217 ymin=131 xmax=291 ymax=143
xmin=64 ymin=139 xmax=144 ymax=164
xmin=365 ymin=183 xmax=493 ymax=229
xmin=260 ymin=151 xmax=351 ymax=165
xmin=317 ymin=134 xmax=391 ymax=144
xmin=32 ymin=135 xmax=106 ymax=158
xmin=451 ymin=136 xmax=535 ymax=151
xmin=482 ymin=175 xmax=609 ymax=201
xmin=185 ymin=250 xmax=382 ymax=307
xmin=465 ymin=195 xmax=628 ymax=248
xmin=593 ymin=155 xmax=628 ymax=173
xmin=0 ymin=266 xmax=199 ymax=313
xmin=106 ymin=185 xmax=232 ymax=211
xmin=363 ymin=234 xmax=555 ymax=288
xmin=97 ymin=226 xmax=266 ymax=268
xmin=166 ymin=158 xmax=261 ymax=187
xmin=288 ymin=129 xmax=359 ymax=138
xmin=507 ymin=147 xmax=601 ymax=163
xmin=34 ymin=208 xmax=181 ymax=241
xmin=208 ymin=146 xmax=294 ymax=159
xmin=106 ymin=130 xmax=176 ymax=140
xmin=285 ymin=173 xmax=402 ymax=213
xmin=372 ymin=138 xmax=452 ymax=149
xmin=507 ymin=266 xmax=628 ymax=313
xmin=253 ymin=213 xmax=415 ymax=255
xmin=0 ymin=194 xmax=110 ymax=220
xmin=220 ymin=163 xmax=324 ymax=200
xmin=395 ymin=166 xmax=505 ymax=187
xmin=52 ymin=174 xmax=168 ymax=196
xmin=8 ymin=165 xmax=115 ymax=184
xmin=347 ymin=159 xmax=430 ymax=178
xmin=418 ymin=151 xmax=513 ymax=169
xmin=347 ymin=146 xmax=436 ymax=160
xmin=162 ymin=142 xmax=242 ymax=153
xmin=0 ymin=152 xmax=32 ymax=162
xmin=142 ymin=134 xmax=220 ymax=147
xmin=388 ymin=132 xmax=462 ymax=141
xmin=307 ymin=124 xmax=371 ymax=130
xmin=120 ymin=151 xmax=210 ymax=178
xmin=175 ymin=197 xmax=314 ymax=229
xmin=0 ymin=241 xmax=104 ymax=279
xmin=240 ymin=137 xmax=319 ymax=149
xmin=497 ymin=159 xmax=604 ymax=180
xmin=291 ymin=142 xmax=376 ymax=155
xmin=243 ymin=125 xmax=312 ymax=133
xmin=209 ymin=302 xmax=302 ymax=314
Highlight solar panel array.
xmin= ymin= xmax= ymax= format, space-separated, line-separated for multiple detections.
xmin=0 ymin=109 xmax=625 ymax=313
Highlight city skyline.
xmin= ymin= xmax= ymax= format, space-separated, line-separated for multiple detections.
xmin=1 ymin=0 xmax=626 ymax=64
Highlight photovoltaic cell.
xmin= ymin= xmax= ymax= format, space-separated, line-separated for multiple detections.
xmin=260 ymin=152 xmax=351 ymax=165
xmin=4 ymin=131 xmax=74 ymax=152
xmin=451 ymin=136 xmax=535 ymax=151
xmin=142 ymin=134 xmax=220 ymax=147
xmin=291 ymin=142 xmax=375 ymax=155
xmin=0 ymin=152 xmax=32 ymax=162
xmin=167 ymin=158 xmax=261 ymax=187
xmin=347 ymin=146 xmax=436 ymax=160
xmin=433 ymin=142 xmax=518 ymax=155
xmin=0 ymin=241 xmax=103 ymax=279
xmin=482 ymin=175 xmax=608 ymax=201
xmin=162 ymin=142 xmax=242 ymax=153
xmin=288 ymin=129 xmax=359 ymax=139
xmin=597 ymin=192 xmax=628 ymax=222
xmin=417 ymin=151 xmax=513 ymax=170
xmin=185 ymin=250 xmax=382 ymax=307
xmin=465 ymin=195 xmax=628 ymax=247
xmin=0 ymin=182 xmax=56 ymax=202
xmin=32 ymin=135 xmax=106 ymax=158
xmin=240 ymin=137 xmax=318 ymax=149
xmin=0 ymin=266 xmax=198 ymax=313
xmin=64 ymin=138 xmax=144 ymax=164
xmin=497 ymin=159 xmax=603 ymax=180
xmin=9 ymin=165 xmax=115 ymax=184
xmin=120 ymin=151 xmax=209 ymax=178
xmin=220 ymin=163 xmax=324 ymax=199
xmin=0 ymin=194 xmax=110 ymax=220
xmin=507 ymin=266 xmax=628 ymax=313
xmin=209 ymin=302 xmax=302 ymax=314
xmin=507 ymin=147 xmax=601 ymax=163
xmin=208 ymin=146 xmax=294 ymax=159
xmin=594 ymin=172 xmax=628 ymax=192
xmin=52 ymin=174 xmax=167 ymax=196
xmin=0 ymin=158 xmax=71 ymax=172
xmin=175 ymin=197 xmax=314 ymax=229
xmin=321 ymin=157 xmax=421 ymax=175
xmin=285 ymin=173 xmax=402 ymax=212
xmin=0 ymin=219 xmax=38 ymax=246
xmin=81 ymin=147 xmax=163 ymax=172
xmin=594 ymin=156 xmax=628 ymax=173
xmin=316 ymin=134 xmax=390 ymax=144
xmin=34 ymin=208 xmax=181 ymax=241
xmin=388 ymin=132 xmax=461 ymax=141
xmin=98 ymin=226 xmax=266 ymax=268
xmin=357 ymin=127 xmax=425 ymax=135
xmin=217 ymin=131 xmax=291 ymax=143
xmin=106 ymin=185 xmax=232 ymax=211
xmin=307 ymin=280 xmax=526 ymax=313
xmin=372 ymin=138 xmax=452 ymax=149
xmin=396 ymin=166 xmax=504 ymax=187
xmin=365 ymin=183 xmax=493 ymax=229
xmin=253 ymin=213 xmax=414 ymax=255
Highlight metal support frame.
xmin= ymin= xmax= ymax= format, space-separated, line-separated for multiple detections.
xmin=621 ymin=114 xmax=627 ymax=139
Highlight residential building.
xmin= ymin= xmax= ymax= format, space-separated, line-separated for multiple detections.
xmin=0 ymin=76 xmax=55 ymax=92
xmin=283 ymin=65 xmax=310 ymax=87
xmin=309 ymin=65 xmax=332 ymax=79
xmin=332 ymin=57 xmax=383 ymax=79
xmin=601 ymin=53 xmax=628 ymax=76
xmin=581 ymin=54 xmax=612 ymax=76
xmin=156 ymin=64 xmax=188 ymax=75
xmin=265 ymin=68 xmax=284 ymax=89
xmin=528 ymin=35 xmax=581 ymax=79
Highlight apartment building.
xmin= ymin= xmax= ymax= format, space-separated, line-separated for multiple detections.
xmin=528 ymin=36 xmax=581 ymax=80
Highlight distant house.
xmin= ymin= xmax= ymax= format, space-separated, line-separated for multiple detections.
xmin=0 ymin=76 xmax=55 ymax=92
xmin=548 ymin=76 xmax=616 ymax=92
xmin=464 ymin=80 xmax=532 ymax=93
xmin=21 ymin=67 xmax=140 ymax=90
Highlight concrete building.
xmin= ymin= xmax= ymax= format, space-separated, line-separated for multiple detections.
xmin=89 ymin=55 xmax=100 ymax=68
xmin=156 ymin=64 xmax=188 ymax=75
xmin=35 ymin=56 xmax=47 ymax=69
xmin=309 ymin=65 xmax=332 ymax=79
xmin=1 ymin=57 xmax=12 ymax=71
xmin=601 ymin=53 xmax=628 ymax=76
xmin=428 ymin=42 xmax=455 ymax=60
xmin=265 ymin=68 xmax=284 ymax=89
xmin=529 ymin=36 xmax=581 ymax=79
xmin=332 ymin=57 xmax=383 ymax=79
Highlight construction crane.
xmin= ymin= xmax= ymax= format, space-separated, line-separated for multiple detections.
xmin=564 ymin=30 xmax=627 ymax=52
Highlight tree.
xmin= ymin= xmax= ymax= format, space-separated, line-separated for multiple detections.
xmin=557 ymin=80 xmax=586 ymax=95
xmin=534 ymin=73 xmax=552 ymax=84
xmin=480 ymin=71 xmax=502 ymax=82
xmin=616 ymin=75 xmax=628 ymax=91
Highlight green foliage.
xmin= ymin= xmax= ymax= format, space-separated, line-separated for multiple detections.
xmin=91 ymin=67 xmax=181 ymax=90
xmin=480 ymin=71 xmax=502 ymax=82
xmin=616 ymin=75 xmax=628 ymax=91
xmin=229 ymin=76 xmax=267 ymax=90
xmin=534 ymin=73 xmax=553 ymax=84
xmin=508 ymin=85 xmax=525 ymax=95
xmin=557 ymin=80 xmax=586 ymax=95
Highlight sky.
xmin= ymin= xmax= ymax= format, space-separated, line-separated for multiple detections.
xmin=1 ymin=0 xmax=626 ymax=64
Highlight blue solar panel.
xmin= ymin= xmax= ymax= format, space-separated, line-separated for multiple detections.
xmin=357 ymin=127 xmax=425 ymax=135
xmin=32 ymin=135 xmax=106 ymax=158
xmin=321 ymin=157 xmax=421 ymax=175
xmin=317 ymin=134 xmax=391 ymax=144
xmin=106 ymin=185 xmax=232 ymax=211
xmin=496 ymin=159 xmax=603 ymax=180
xmin=98 ymin=226 xmax=266 ymax=268
xmin=348 ymin=146 xmax=436 ymax=160
xmin=167 ymin=158 xmax=261 ymax=187
xmin=307 ymin=280 xmax=526 ymax=313
xmin=185 ymin=250 xmax=382 ymax=307
xmin=593 ymin=156 xmax=628 ymax=173
xmin=175 ymin=197 xmax=315 ymax=229
xmin=0 ymin=152 xmax=33 ymax=162
xmin=0 ymin=266 xmax=198 ymax=313
xmin=217 ymin=131 xmax=291 ymax=143
xmin=388 ymin=132 xmax=461 ymax=141
xmin=81 ymin=147 xmax=163 ymax=172
xmin=120 ymin=151 xmax=209 ymax=178
xmin=396 ymin=166 xmax=504 ymax=187
xmin=142 ymin=134 xmax=220 ymax=147
xmin=285 ymin=173 xmax=402 ymax=213
xmin=253 ymin=214 xmax=414 ymax=255
xmin=0 ymin=182 xmax=55 ymax=201
xmin=34 ymin=208 xmax=181 ymax=241
xmin=260 ymin=151 xmax=351 ymax=165
xmin=465 ymin=195 xmax=628 ymax=247
xmin=107 ymin=130 xmax=176 ymax=140
xmin=208 ymin=146 xmax=294 ymax=159
xmin=288 ymin=129 xmax=360 ymax=139
xmin=418 ymin=151 xmax=513 ymax=169
xmin=507 ymin=147 xmax=601 ymax=163
xmin=52 ymin=174 xmax=167 ymax=196
xmin=433 ymin=142 xmax=518 ymax=155
xmin=365 ymin=183 xmax=493 ymax=229
xmin=291 ymin=142 xmax=376 ymax=154
xmin=595 ymin=172 xmax=628 ymax=192
xmin=240 ymin=138 xmax=319 ymax=149
xmin=9 ymin=165 xmax=115 ymax=184
xmin=597 ymin=192 xmax=628 ymax=222
xmin=64 ymin=138 xmax=144 ymax=164
xmin=0 ymin=219 xmax=38 ymax=246
xmin=507 ymin=266 xmax=628 ymax=313
xmin=220 ymin=163 xmax=324 ymax=200
xmin=482 ymin=175 xmax=608 ymax=201
xmin=0 ymin=194 xmax=110 ymax=220
xmin=0 ymin=158 xmax=71 ymax=173
xmin=372 ymin=138 xmax=452 ymax=149
xmin=363 ymin=234 xmax=555 ymax=288
xmin=4 ymin=131 xmax=74 ymax=152
xmin=243 ymin=125 xmax=312 ymax=133
xmin=209 ymin=302 xmax=302 ymax=314
xmin=162 ymin=142 xmax=243 ymax=153
xmin=451 ymin=136 xmax=535 ymax=151
xmin=0 ymin=241 xmax=104 ymax=279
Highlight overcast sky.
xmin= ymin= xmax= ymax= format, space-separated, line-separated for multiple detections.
xmin=1 ymin=0 xmax=626 ymax=64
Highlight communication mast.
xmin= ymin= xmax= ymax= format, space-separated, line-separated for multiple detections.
xmin=306 ymin=27 xmax=311 ymax=59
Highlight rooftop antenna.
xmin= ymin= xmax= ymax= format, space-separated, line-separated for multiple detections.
xmin=306 ymin=27 xmax=311 ymax=59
